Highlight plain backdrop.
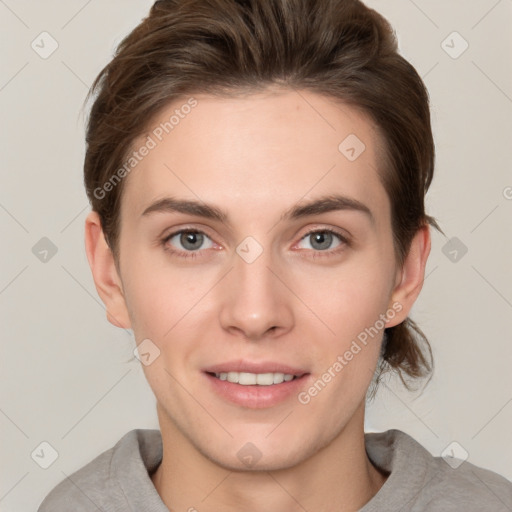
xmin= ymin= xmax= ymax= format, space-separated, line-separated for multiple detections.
xmin=1 ymin=1 xmax=511 ymax=510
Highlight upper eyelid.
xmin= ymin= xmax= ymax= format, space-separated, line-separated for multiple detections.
xmin=162 ymin=226 xmax=213 ymax=241
xmin=301 ymin=226 xmax=349 ymax=240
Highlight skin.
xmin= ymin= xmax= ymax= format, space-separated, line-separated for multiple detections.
xmin=85 ymin=88 xmax=430 ymax=512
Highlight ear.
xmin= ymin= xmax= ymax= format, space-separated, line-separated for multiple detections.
xmin=84 ymin=211 xmax=132 ymax=329
xmin=386 ymin=224 xmax=431 ymax=328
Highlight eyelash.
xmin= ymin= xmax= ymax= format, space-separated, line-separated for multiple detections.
xmin=160 ymin=228 xmax=350 ymax=260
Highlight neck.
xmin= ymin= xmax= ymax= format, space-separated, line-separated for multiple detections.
xmin=151 ymin=403 xmax=388 ymax=512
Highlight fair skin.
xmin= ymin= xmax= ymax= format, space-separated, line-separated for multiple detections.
xmin=85 ymin=88 xmax=430 ymax=512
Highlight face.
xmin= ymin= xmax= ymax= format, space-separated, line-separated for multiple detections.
xmin=111 ymin=89 xmax=405 ymax=470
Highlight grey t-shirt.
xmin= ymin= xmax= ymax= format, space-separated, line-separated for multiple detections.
xmin=37 ymin=428 xmax=512 ymax=511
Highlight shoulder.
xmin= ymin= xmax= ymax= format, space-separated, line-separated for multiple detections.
xmin=420 ymin=451 xmax=512 ymax=510
xmin=37 ymin=442 xmax=117 ymax=511
xmin=37 ymin=429 xmax=159 ymax=512
xmin=364 ymin=429 xmax=512 ymax=511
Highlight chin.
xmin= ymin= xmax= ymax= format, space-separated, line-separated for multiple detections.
xmin=206 ymin=447 xmax=306 ymax=473
xmin=195 ymin=427 xmax=330 ymax=473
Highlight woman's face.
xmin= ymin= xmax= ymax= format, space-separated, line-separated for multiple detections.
xmin=110 ymin=89 xmax=412 ymax=470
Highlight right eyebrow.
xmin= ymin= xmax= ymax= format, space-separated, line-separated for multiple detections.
xmin=141 ymin=197 xmax=230 ymax=225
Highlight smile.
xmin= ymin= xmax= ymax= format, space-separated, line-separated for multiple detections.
xmin=212 ymin=371 xmax=298 ymax=385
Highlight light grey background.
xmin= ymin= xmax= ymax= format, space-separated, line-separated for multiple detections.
xmin=1 ymin=1 xmax=511 ymax=510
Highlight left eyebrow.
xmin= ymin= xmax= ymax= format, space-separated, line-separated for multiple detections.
xmin=281 ymin=194 xmax=375 ymax=225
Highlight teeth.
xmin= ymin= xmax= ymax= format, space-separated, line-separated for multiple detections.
xmin=215 ymin=371 xmax=297 ymax=385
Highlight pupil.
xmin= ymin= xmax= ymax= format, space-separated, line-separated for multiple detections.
xmin=312 ymin=232 xmax=331 ymax=250
xmin=182 ymin=232 xmax=203 ymax=250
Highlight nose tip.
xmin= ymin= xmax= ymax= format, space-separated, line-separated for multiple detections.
xmin=227 ymin=316 xmax=280 ymax=342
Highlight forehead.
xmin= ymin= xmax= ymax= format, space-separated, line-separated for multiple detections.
xmin=120 ymin=89 xmax=389 ymax=225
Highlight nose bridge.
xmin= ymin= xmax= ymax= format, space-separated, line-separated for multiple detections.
xmin=219 ymin=237 xmax=293 ymax=338
xmin=235 ymin=244 xmax=275 ymax=298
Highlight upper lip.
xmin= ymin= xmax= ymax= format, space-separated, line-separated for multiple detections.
xmin=203 ymin=360 xmax=308 ymax=376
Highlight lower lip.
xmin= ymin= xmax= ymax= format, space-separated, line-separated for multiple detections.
xmin=204 ymin=372 xmax=309 ymax=409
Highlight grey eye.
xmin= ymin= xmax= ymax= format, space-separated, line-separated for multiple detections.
xmin=166 ymin=230 xmax=214 ymax=252
xmin=298 ymin=231 xmax=343 ymax=251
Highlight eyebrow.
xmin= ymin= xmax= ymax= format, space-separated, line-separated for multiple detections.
xmin=141 ymin=194 xmax=374 ymax=225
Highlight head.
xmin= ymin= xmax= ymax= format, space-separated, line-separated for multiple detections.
xmin=84 ymin=0 xmax=440 ymax=470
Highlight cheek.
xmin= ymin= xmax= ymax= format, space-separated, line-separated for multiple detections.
xmin=293 ymin=256 xmax=394 ymax=335
xmin=122 ymin=265 xmax=205 ymax=388
xmin=288 ymin=256 xmax=394 ymax=405
xmin=120 ymin=245 xmax=210 ymax=337
xmin=296 ymin=269 xmax=389 ymax=414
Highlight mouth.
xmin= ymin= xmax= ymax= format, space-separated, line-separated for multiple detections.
xmin=207 ymin=371 xmax=303 ymax=386
xmin=203 ymin=362 xmax=310 ymax=408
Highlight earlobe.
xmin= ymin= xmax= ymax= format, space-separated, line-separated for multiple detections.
xmin=386 ymin=225 xmax=431 ymax=328
xmin=84 ymin=211 xmax=132 ymax=329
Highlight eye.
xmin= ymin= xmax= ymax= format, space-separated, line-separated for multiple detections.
xmin=296 ymin=229 xmax=349 ymax=254
xmin=162 ymin=229 xmax=214 ymax=258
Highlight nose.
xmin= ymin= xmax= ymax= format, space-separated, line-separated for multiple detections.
xmin=218 ymin=242 xmax=294 ymax=341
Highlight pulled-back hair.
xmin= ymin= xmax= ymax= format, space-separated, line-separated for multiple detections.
xmin=84 ymin=0 xmax=442 ymax=394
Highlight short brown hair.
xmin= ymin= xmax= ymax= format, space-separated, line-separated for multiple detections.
xmin=84 ymin=0 xmax=442 ymax=395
